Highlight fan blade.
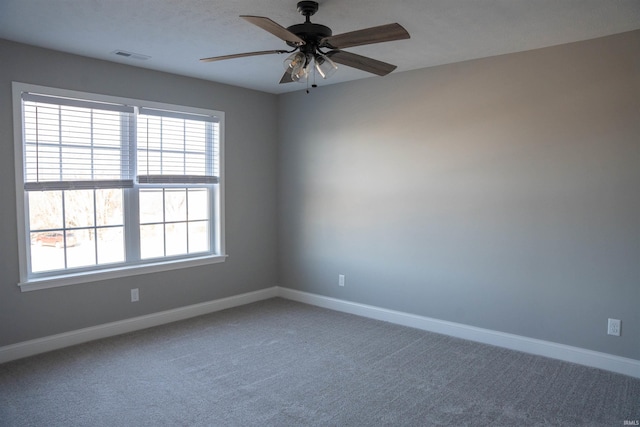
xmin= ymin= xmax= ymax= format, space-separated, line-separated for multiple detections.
xmin=326 ymin=50 xmax=397 ymax=76
xmin=321 ymin=23 xmax=409 ymax=49
xmin=279 ymin=69 xmax=295 ymax=84
xmin=200 ymin=50 xmax=289 ymax=62
xmin=241 ymin=16 xmax=305 ymax=46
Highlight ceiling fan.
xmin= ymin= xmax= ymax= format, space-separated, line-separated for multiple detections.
xmin=200 ymin=1 xmax=410 ymax=86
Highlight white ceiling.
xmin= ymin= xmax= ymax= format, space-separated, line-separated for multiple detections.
xmin=1 ymin=1 xmax=639 ymax=94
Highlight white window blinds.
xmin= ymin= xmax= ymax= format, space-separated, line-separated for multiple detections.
xmin=21 ymin=93 xmax=134 ymax=191
xmin=137 ymin=107 xmax=219 ymax=185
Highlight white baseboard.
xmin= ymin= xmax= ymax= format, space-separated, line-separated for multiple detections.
xmin=277 ymin=287 xmax=640 ymax=379
xmin=2 ymin=285 xmax=638 ymax=379
xmin=0 ymin=287 xmax=278 ymax=364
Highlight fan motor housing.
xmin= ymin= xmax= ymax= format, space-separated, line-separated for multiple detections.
xmin=286 ymin=23 xmax=332 ymax=48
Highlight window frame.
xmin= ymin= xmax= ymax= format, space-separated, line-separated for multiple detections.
xmin=13 ymin=82 xmax=226 ymax=292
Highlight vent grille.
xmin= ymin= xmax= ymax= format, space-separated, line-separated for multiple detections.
xmin=111 ymin=50 xmax=151 ymax=61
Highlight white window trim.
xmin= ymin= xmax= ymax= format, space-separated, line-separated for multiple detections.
xmin=12 ymin=82 xmax=226 ymax=292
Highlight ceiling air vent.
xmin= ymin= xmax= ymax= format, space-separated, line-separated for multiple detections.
xmin=111 ymin=50 xmax=151 ymax=61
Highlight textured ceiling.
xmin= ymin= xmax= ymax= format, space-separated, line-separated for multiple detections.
xmin=1 ymin=0 xmax=639 ymax=94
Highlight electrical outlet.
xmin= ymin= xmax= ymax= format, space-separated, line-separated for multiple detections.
xmin=607 ymin=318 xmax=621 ymax=336
xmin=131 ymin=288 xmax=139 ymax=302
xmin=338 ymin=274 xmax=345 ymax=287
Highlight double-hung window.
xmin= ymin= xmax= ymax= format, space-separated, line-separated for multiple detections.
xmin=13 ymin=83 xmax=225 ymax=291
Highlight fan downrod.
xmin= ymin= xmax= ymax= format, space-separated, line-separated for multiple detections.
xmin=286 ymin=1 xmax=331 ymax=48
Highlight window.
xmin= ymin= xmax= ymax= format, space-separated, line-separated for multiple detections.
xmin=13 ymin=83 xmax=225 ymax=291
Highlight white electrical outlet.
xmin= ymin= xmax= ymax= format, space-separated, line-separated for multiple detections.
xmin=607 ymin=318 xmax=621 ymax=336
xmin=131 ymin=288 xmax=139 ymax=302
xmin=338 ymin=274 xmax=345 ymax=287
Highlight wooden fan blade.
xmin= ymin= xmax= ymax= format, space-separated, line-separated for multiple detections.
xmin=279 ymin=69 xmax=295 ymax=84
xmin=321 ymin=23 xmax=409 ymax=49
xmin=241 ymin=15 xmax=305 ymax=46
xmin=326 ymin=50 xmax=397 ymax=76
xmin=200 ymin=50 xmax=289 ymax=62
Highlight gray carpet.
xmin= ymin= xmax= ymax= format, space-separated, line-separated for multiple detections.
xmin=0 ymin=298 xmax=638 ymax=426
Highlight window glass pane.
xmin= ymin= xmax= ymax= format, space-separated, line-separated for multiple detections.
xmin=97 ymin=227 xmax=124 ymax=264
xmin=140 ymin=224 xmax=164 ymax=259
xmin=165 ymin=189 xmax=187 ymax=222
xmin=66 ymin=229 xmax=95 ymax=268
xmin=30 ymin=232 xmax=65 ymax=272
xmin=140 ymin=189 xmax=164 ymax=224
xmin=188 ymin=221 xmax=209 ymax=253
xmin=96 ymin=189 xmax=123 ymax=226
xmin=187 ymin=189 xmax=208 ymax=221
xmin=166 ymin=222 xmax=187 ymax=256
xmin=29 ymin=191 xmax=63 ymax=230
xmin=65 ymin=190 xmax=95 ymax=228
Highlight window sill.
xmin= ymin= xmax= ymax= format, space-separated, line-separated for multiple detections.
xmin=18 ymin=254 xmax=228 ymax=292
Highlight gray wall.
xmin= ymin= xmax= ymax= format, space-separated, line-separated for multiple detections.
xmin=278 ymin=30 xmax=640 ymax=360
xmin=0 ymin=39 xmax=279 ymax=346
xmin=2 ymin=30 xmax=639 ymax=362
